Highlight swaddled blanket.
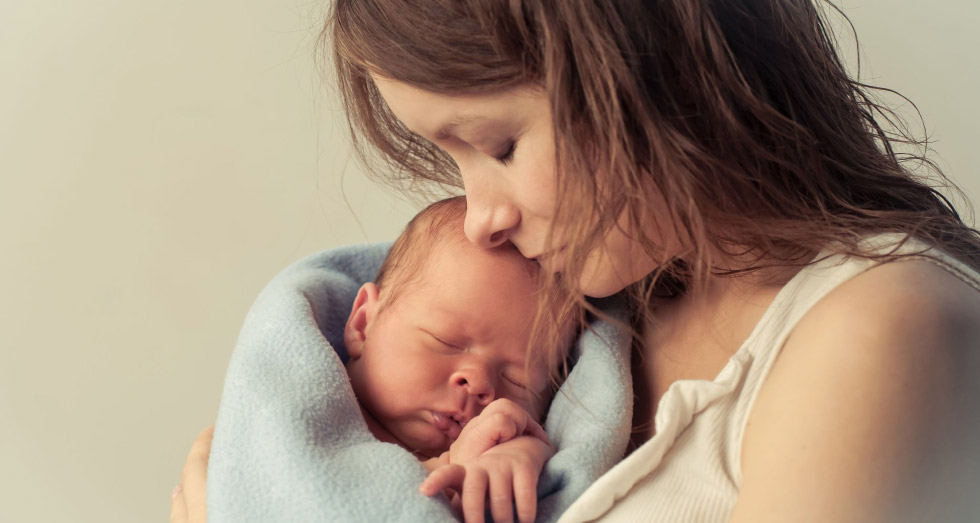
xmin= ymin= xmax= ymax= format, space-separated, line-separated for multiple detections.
xmin=208 ymin=243 xmax=633 ymax=522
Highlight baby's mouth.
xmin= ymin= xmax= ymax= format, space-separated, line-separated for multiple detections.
xmin=431 ymin=411 xmax=469 ymax=440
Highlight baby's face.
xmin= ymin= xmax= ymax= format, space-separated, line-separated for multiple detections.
xmin=344 ymin=242 xmax=558 ymax=458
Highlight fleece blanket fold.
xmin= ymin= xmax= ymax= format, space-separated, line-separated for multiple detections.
xmin=208 ymin=243 xmax=632 ymax=522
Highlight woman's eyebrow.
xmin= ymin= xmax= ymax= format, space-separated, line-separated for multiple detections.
xmin=434 ymin=114 xmax=483 ymax=140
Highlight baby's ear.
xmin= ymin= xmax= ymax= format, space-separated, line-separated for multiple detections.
xmin=344 ymin=282 xmax=380 ymax=360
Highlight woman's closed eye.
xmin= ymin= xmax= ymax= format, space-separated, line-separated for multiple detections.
xmin=494 ymin=140 xmax=517 ymax=165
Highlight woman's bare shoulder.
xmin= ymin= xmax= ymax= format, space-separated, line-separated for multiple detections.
xmin=731 ymin=258 xmax=980 ymax=522
xmin=811 ymin=256 xmax=980 ymax=339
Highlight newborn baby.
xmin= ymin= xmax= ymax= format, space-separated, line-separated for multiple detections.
xmin=342 ymin=196 xmax=574 ymax=521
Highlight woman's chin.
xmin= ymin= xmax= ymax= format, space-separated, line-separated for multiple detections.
xmin=577 ymin=248 xmax=661 ymax=298
xmin=577 ymin=269 xmax=637 ymax=298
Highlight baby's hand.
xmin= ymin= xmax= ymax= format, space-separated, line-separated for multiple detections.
xmin=420 ymin=435 xmax=555 ymax=523
xmin=449 ymin=398 xmax=550 ymax=465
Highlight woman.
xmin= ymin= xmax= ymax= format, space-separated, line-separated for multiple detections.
xmin=173 ymin=1 xmax=980 ymax=521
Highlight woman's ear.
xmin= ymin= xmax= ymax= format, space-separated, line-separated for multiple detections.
xmin=344 ymin=282 xmax=380 ymax=360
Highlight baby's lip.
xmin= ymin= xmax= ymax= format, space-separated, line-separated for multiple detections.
xmin=430 ymin=411 xmax=470 ymax=440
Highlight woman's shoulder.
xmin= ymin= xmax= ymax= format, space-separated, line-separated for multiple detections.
xmin=732 ymin=256 xmax=980 ymax=521
xmin=768 ymin=251 xmax=980 ymax=381
xmin=811 ymin=255 xmax=980 ymax=336
xmin=784 ymin=254 xmax=980 ymax=400
xmin=818 ymin=256 xmax=979 ymax=352
xmin=777 ymin=254 xmax=980 ymax=400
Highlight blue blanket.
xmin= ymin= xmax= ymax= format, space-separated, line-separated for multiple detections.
xmin=208 ymin=243 xmax=633 ymax=522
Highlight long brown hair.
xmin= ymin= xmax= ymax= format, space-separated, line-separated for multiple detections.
xmin=326 ymin=0 xmax=980 ymax=368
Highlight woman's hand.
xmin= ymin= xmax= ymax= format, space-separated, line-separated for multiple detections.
xmin=170 ymin=426 xmax=213 ymax=523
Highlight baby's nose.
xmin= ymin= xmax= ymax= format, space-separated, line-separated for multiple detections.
xmin=453 ymin=372 xmax=495 ymax=406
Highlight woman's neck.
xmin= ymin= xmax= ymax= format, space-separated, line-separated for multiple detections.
xmin=628 ymin=266 xmax=801 ymax=449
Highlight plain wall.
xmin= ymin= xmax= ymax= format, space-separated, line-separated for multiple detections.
xmin=0 ymin=1 xmax=976 ymax=522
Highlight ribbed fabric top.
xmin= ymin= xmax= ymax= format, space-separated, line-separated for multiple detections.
xmin=557 ymin=234 xmax=980 ymax=522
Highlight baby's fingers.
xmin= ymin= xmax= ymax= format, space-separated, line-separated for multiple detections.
xmin=488 ymin=469 xmax=515 ymax=523
xmin=488 ymin=400 xmax=549 ymax=446
xmin=513 ymin=465 xmax=539 ymax=523
xmin=420 ymin=464 xmax=465 ymax=497
xmin=461 ymin=469 xmax=489 ymax=523
xmin=522 ymin=417 xmax=550 ymax=447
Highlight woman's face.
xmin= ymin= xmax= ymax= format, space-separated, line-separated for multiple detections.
xmin=372 ymin=76 xmax=664 ymax=297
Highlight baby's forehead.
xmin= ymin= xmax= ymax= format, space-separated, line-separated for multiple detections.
xmin=392 ymin=235 xmax=537 ymax=284
xmin=377 ymin=247 xmax=534 ymax=325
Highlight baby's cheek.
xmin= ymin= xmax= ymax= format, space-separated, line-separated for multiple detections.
xmin=525 ymin=391 xmax=553 ymax=422
xmin=526 ymin=372 xmax=558 ymax=421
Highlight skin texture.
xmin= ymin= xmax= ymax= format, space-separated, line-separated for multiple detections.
xmin=343 ymin=240 xmax=552 ymax=459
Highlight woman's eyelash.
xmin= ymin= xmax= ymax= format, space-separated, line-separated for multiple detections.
xmin=495 ymin=141 xmax=516 ymax=165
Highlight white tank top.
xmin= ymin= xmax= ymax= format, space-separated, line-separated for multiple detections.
xmin=558 ymin=234 xmax=980 ymax=522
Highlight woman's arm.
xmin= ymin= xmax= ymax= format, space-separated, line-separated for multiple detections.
xmin=731 ymin=260 xmax=980 ymax=522
xmin=170 ymin=426 xmax=212 ymax=523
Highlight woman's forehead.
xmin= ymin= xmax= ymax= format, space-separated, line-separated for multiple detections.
xmin=371 ymin=74 xmax=546 ymax=140
xmin=372 ymin=75 xmax=475 ymax=132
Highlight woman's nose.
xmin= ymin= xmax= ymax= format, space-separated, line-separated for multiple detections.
xmin=461 ymin=171 xmax=519 ymax=248
xmin=452 ymin=368 xmax=495 ymax=406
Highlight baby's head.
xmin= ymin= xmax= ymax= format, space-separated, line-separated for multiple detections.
xmin=343 ymin=197 xmax=573 ymax=458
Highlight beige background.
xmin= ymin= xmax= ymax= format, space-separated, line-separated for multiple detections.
xmin=0 ymin=1 xmax=976 ymax=522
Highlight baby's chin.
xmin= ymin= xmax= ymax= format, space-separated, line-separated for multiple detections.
xmin=361 ymin=405 xmax=455 ymax=457
xmin=391 ymin=427 xmax=453 ymax=459
xmin=406 ymin=441 xmax=452 ymax=460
